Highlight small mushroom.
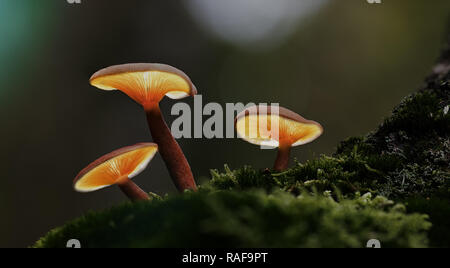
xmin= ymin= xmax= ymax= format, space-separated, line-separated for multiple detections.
xmin=74 ymin=143 xmax=158 ymax=201
xmin=90 ymin=63 xmax=197 ymax=192
xmin=235 ymin=105 xmax=323 ymax=171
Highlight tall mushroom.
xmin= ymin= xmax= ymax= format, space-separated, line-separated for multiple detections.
xmin=235 ymin=105 xmax=323 ymax=171
xmin=74 ymin=143 xmax=158 ymax=201
xmin=90 ymin=63 xmax=197 ymax=192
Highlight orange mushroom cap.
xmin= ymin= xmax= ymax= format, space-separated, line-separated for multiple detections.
xmin=235 ymin=105 xmax=323 ymax=148
xmin=90 ymin=63 xmax=197 ymax=110
xmin=74 ymin=143 xmax=158 ymax=193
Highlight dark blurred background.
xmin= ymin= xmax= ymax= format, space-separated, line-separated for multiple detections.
xmin=0 ymin=0 xmax=448 ymax=247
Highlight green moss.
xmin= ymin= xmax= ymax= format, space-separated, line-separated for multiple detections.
xmin=376 ymin=90 xmax=449 ymax=140
xmin=34 ymin=190 xmax=430 ymax=248
xmin=209 ymin=152 xmax=397 ymax=197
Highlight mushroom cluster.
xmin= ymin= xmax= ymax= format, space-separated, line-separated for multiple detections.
xmin=90 ymin=63 xmax=197 ymax=192
xmin=74 ymin=64 xmax=198 ymax=201
xmin=74 ymin=63 xmax=323 ymax=201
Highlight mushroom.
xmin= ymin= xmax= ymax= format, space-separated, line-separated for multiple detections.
xmin=74 ymin=143 xmax=158 ymax=201
xmin=235 ymin=105 xmax=323 ymax=171
xmin=90 ymin=63 xmax=197 ymax=192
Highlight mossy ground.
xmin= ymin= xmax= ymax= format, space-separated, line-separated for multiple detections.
xmin=35 ymin=190 xmax=431 ymax=248
xmin=35 ymin=39 xmax=449 ymax=248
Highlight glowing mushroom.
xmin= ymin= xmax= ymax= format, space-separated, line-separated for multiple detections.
xmin=90 ymin=63 xmax=197 ymax=192
xmin=235 ymin=105 xmax=323 ymax=171
xmin=74 ymin=143 xmax=158 ymax=201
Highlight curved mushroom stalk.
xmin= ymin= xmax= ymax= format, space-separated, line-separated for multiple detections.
xmin=117 ymin=177 xmax=150 ymax=201
xmin=146 ymin=105 xmax=197 ymax=192
xmin=73 ymin=143 xmax=158 ymax=202
xmin=236 ymin=105 xmax=323 ymax=171
xmin=90 ymin=63 xmax=198 ymax=193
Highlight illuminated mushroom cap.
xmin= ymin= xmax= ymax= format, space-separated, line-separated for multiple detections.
xmin=90 ymin=63 xmax=197 ymax=108
xmin=235 ymin=105 xmax=323 ymax=148
xmin=74 ymin=143 xmax=158 ymax=193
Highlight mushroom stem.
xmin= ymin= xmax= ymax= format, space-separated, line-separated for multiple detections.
xmin=145 ymin=105 xmax=197 ymax=192
xmin=117 ymin=177 xmax=150 ymax=201
xmin=274 ymin=146 xmax=291 ymax=171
